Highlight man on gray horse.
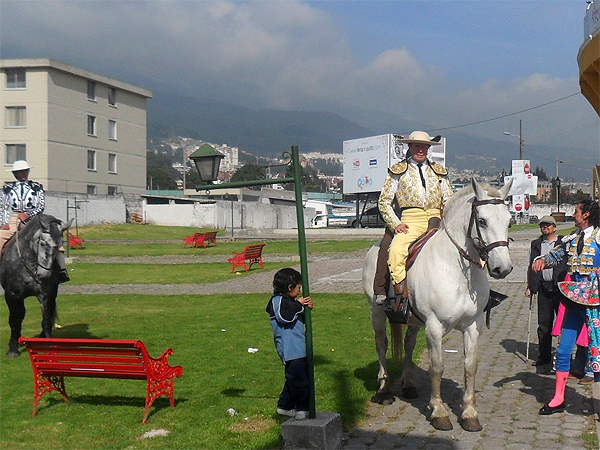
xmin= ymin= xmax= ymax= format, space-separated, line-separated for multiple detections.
xmin=377 ymin=132 xmax=453 ymax=307
xmin=0 ymin=160 xmax=69 ymax=282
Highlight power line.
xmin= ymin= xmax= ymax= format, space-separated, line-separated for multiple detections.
xmin=428 ymin=92 xmax=581 ymax=133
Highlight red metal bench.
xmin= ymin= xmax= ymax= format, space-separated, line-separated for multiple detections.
xmin=182 ymin=232 xmax=202 ymax=248
xmin=227 ymin=243 xmax=266 ymax=273
xmin=68 ymin=232 xmax=84 ymax=250
xmin=182 ymin=231 xmax=218 ymax=248
xmin=194 ymin=230 xmax=218 ymax=248
xmin=18 ymin=337 xmax=183 ymax=423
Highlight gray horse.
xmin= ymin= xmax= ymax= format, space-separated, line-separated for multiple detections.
xmin=1 ymin=214 xmax=72 ymax=357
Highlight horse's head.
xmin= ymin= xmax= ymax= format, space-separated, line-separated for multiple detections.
xmin=32 ymin=215 xmax=73 ymax=279
xmin=470 ymin=178 xmax=513 ymax=279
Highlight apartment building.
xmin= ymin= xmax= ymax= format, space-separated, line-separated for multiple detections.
xmin=0 ymin=58 xmax=152 ymax=194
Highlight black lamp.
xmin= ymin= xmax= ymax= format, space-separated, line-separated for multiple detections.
xmin=189 ymin=144 xmax=225 ymax=183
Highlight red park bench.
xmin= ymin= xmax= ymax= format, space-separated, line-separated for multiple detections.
xmin=68 ymin=232 xmax=84 ymax=250
xmin=182 ymin=231 xmax=218 ymax=248
xmin=18 ymin=337 xmax=183 ymax=424
xmin=227 ymin=243 xmax=266 ymax=273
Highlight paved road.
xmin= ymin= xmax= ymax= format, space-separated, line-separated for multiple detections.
xmin=58 ymin=224 xmax=599 ymax=448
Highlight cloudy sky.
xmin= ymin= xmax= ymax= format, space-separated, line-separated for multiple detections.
xmin=1 ymin=0 xmax=599 ymax=155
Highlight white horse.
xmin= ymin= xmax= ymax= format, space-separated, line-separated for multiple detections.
xmin=363 ymin=179 xmax=513 ymax=432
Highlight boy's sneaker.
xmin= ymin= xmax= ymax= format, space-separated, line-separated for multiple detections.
xmin=294 ymin=410 xmax=308 ymax=420
xmin=276 ymin=407 xmax=296 ymax=417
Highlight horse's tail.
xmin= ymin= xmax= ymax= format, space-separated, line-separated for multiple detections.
xmin=390 ymin=322 xmax=404 ymax=361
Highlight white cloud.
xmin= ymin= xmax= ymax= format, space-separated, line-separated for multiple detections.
xmin=1 ymin=0 xmax=597 ymax=150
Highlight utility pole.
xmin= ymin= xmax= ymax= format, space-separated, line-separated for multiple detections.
xmin=519 ymin=119 xmax=523 ymax=160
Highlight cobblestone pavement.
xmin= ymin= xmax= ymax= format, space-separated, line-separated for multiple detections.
xmin=339 ymin=224 xmax=600 ymax=450
xmin=52 ymin=225 xmax=600 ymax=448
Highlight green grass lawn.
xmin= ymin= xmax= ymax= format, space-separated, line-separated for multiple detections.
xmin=0 ymin=293 xmax=420 ymax=450
xmin=67 ymin=238 xmax=375 ymax=258
xmin=66 ymin=261 xmax=293 ymax=284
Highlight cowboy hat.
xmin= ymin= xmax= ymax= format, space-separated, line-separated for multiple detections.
xmin=399 ymin=131 xmax=442 ymax=146
xmin=558 ymin=269 xmax=600 ymax=307
xmin=8 ymin=160 xmax=31 ymax=172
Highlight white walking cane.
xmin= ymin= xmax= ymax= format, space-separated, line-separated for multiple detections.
xmin=526 ymin=293 xmax=535 ymax=362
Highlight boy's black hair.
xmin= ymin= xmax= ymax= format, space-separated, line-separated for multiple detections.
xmin=578 ymin=199 xmax=599 ymax=227
xmin=273 ymin=267 xmax=302 ymax=295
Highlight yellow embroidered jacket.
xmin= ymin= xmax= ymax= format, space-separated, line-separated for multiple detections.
xmin=378 ymin=159 xmax=453 ymax=231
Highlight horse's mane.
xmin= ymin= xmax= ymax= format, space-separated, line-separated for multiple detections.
xmin=443 ymin=181 xmax=502 ymax=222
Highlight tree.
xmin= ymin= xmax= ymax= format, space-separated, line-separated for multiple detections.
xmin=534 ymin=166 xmax=548 ymax=181
xmin=231 ymin=164 xmax=266 ymax=188
xmin=284 ymin=163 xmax=326 ymax=192
xmin=147 ymin=151 xmax=179 ymax=189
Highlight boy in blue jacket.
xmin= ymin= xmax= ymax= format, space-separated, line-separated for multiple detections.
xmin=266 ymin=268 xmax=313 ymax=420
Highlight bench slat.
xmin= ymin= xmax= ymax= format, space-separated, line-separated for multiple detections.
xmin=32 ymin=354 xmax=144 ymax=364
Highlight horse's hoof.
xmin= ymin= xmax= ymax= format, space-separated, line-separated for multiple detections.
xmin=460 ymin=417 xmax=482 ymax=432
xmin=6 ymin=350 xmax=20 ymax=359
xmin=401 ymin=386 xmax=418 ymax=399
xmin=371 ymin=393 xmax=395 ymax=405
xmin=430 ymin=416 xmax=453 ymax=431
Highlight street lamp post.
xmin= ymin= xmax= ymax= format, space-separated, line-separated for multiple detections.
xmin=503 ymin=118 xmax=524 ymax=160
xmin=190 ymin=145 xmax=316 ymax=419
xmin=555 ymin=155 xmax=564 ymax=213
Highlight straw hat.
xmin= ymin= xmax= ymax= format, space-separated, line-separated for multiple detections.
xmin=399 ymin=131 xmax=442 ymax=146
xmin=9 ymin=160 xmax=31 ymax=172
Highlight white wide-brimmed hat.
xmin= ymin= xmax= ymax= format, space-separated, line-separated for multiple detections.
xmin=399 ymin=131 xmax=441 ymax=146
xmin=8 ymin=160 xmax=31 ymax=172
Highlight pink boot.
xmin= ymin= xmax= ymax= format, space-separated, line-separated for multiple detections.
xmin=539 ymin=371 xmax=568 ymax=415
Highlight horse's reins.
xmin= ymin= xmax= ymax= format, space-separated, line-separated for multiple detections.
xmin=444 ymin=198 xmax=510 ymax=270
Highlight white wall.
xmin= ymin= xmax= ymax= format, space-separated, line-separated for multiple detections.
xmin=44 ymin=193 xmax=126 ymax=225
xmin=142 ymin=198 xmax=312 ymax=230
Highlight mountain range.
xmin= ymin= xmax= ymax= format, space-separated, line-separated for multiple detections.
xmin=147 ymin=90 xmax=597 ymax=181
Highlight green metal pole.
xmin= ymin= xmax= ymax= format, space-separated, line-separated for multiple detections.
xmin=291 ymin=146 xmax=315 ymax=419
xmin=195 ymin=149 xmax=315 ymax=418
xmin=66 ymin=200 xmax=70 ymax=258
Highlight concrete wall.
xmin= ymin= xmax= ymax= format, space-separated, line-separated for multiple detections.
xmin=142 ymin=197 xmax=312 ymax=230
xmin=44 ymin=192 xmax=127 ymax=225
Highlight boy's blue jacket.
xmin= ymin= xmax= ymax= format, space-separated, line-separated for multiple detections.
xmin=266 ymin=294 xmax=306 ymax=363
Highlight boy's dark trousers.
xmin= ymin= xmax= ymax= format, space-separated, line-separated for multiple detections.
xmin=278 ymin=357 xmax=309 ymax=411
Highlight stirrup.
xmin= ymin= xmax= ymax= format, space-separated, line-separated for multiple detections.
xmin=384 ymin=295 xmax=409 ymax=324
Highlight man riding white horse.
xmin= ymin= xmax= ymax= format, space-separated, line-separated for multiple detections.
xmin=376 ymin=131 xmax=453 ymax=314
xmin=0 ymin=160 xmax=69 ymax=282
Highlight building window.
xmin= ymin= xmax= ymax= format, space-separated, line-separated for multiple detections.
xmin=108 ymin=153 xmax=117 ymax=173
xmin=108 ymin=186 xmax=118 ymax=195
xmin=6 ymin=69 xmax=26 ymax=89
xmin=108 ymin=120 xmax=117 ymax=140
xmin=5 ymin=106 xmax=26 ymax=127
xmin=87 ymin=81 xmax=96 ymax=100
xmin=87 ymin=185 xmax=97 ymax=195
xmin=108 ymin=88 xmax=117 ymax=106
xmin=87 ymin=149 xmax=96 ymax=171
xmin=5 ymin=144 xmax=26 ymax=164
xmin=87 ymin=115 xmax=96 ymax=136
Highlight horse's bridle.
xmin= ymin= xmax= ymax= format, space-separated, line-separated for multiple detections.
xmin=444 ymin=198 xmax=510 ymax=270
xmin=15 ymin=221 xmax=55 ymax=285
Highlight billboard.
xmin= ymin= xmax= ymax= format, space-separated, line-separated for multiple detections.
xmin=343 ymin=134 xmax=447 ymax=194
